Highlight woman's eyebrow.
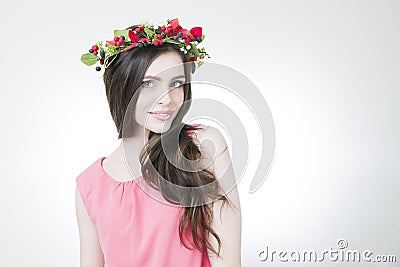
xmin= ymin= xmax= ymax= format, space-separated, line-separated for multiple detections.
xmin=143 ymin=74 xmax=185 ymax=80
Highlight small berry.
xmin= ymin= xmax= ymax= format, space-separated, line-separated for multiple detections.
xmin=99 ymin=50 xmax=105 ymax=58
xmin=135 ymin=27 xmax=141 ymax=33
xmin=174 ymin=36 xmax=178 ymax=41
xmin=196 ymin=37 xmax=202 ymax=42
xmin=114 ymin=37 xmax=119 ymax=42
xmin=100 ymin=58 xmax=105 ymax=64
xmin=137 ymin=42 xmax=143 ymax=48
xmin=153 ymin=40 xmax=159 ymax=46
xmin=119 ymin=35 xmax=125 ymax=40
xmin=117 ymin=40 xmax=123 ymax=46
xmin=161 ymin=26 xmax=166 ymax=32
xmin=185 ymin=38 xmax=190 ymax=43
xmin=92 ymin=45 xmax=98 ymax=51
xmin=178 ymin=32 xmax=183 ymax=37
xmin=89 ymin=49 xmax=93 ymax=53
xmin=158 ymin=40 xmax=163 ymax=45
xmin=96 ymin=66 xmax=101 ymax=71
xmin=93 ymin=50 xmax=98 ymax=56
xmin=144 ymin=42 xmax=149 ymax=46
xmin=157 ymin=34 xmax=162 ymax=40
xmin=119 ymin=37 xmax=124 ymax=43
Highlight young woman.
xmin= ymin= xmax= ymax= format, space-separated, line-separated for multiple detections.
xmin=75 ymin=19 xmax=242 ymax=267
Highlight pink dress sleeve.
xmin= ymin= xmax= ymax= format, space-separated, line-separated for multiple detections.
xmin=76 ymin=161 xmax=101 ymax=223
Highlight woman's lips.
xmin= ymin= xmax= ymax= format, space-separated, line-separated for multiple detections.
xmin=149 ymin=111 xmax=172 ymax=121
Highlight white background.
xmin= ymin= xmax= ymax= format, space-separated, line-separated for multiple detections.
xmin=0 ymin=0 xmax=399 ymax=266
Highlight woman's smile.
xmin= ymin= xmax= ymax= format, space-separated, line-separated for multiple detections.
xmin=148 ymin=110 xmax=173 ymax=121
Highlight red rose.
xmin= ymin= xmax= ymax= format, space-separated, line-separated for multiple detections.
xmin=177 ymin=29 xmax=189 ymax=38
xmin=121 ymin=43 xmax=137 ymax=55
xmin=190 ymin=27 xmax=202 ymax=38
xmin=128 ymin=30 xmax=139 ymax=42
xmin=173 ymin=25 xmax=182 ymax=35
xmin=106 ymin=40 xmax=116 ymax=46
xmin=169 ymin=18 xmax=180 ymax=29
xmin=138 ymin=37 xmax=149 ymax=43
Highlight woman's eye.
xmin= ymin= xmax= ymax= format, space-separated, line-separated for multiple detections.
xmin=170 ymin=80 xmax=184 ymax=88
xmin=142 ymin=80 xmax=155 ymax=88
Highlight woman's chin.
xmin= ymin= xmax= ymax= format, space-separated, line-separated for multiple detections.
xmin=146 ymin=122 xmax=172 ymax=134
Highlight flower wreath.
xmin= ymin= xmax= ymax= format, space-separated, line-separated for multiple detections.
xmin=80 ymin=18 xmax=209 ymax=73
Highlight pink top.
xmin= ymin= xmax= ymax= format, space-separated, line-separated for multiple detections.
xmin=76 ymin=156 xmax=212 ymax=267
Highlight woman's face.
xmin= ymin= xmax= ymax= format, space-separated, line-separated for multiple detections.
xmin=134 ymin=51 xmax=186 ymax=134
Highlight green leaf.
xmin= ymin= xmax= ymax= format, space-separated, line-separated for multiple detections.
xmin=144 ymin=27 xmax=155 ymax=38
xmin=189 ymin=45 xmax=200 ymax=57
xmin=163 ymin=38 xmax=181 ymax=45
xmin=107 ymin=45 xmax=118 ymax=55
xmin=81 ymin=53 xmax=99 ymax=66
xmin=201 ymin=34 xmax=205 ymax=41
xmin=197 ymin=60 xmax=204 ymax=68
xmin=114 ymin=29 xmax=129 ymax=40
xmin=186 ymin=50 xmax=196 ymax=58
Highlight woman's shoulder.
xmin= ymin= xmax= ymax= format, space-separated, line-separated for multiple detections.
xmin=185 ymin=123 xmax=206 ymax=138
xmin=75 ymin=157 xmax=104 ymax=193
xmin=187 ymin=124 xmax=228 ymax=157
xmin=185 ymin=123 xmax=219 ymax=138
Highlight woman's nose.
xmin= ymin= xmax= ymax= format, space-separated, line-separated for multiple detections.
xmin=157 ymin=89 xmax=172 ymax=105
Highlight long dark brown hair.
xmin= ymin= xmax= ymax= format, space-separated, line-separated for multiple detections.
xmin=102 ymin=24 xmax=236 ymax=258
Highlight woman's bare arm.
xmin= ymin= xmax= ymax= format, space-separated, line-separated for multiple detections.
xmin=195 ymin=125 xmax=242 ymax=267
xmin=75 ymin=187 xmax=105 ymax=267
